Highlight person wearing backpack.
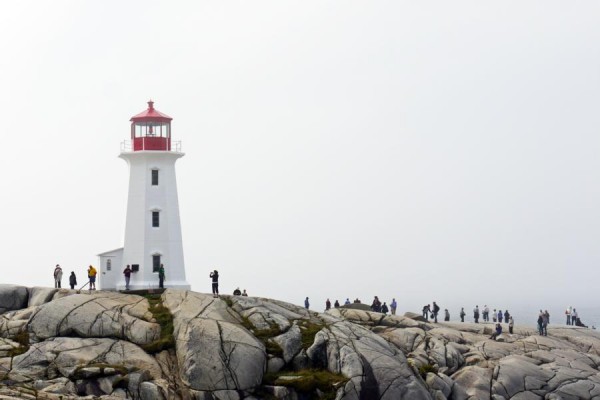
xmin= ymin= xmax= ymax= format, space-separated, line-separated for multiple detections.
xmin=460 ymin=307 xmax=466 ymax=322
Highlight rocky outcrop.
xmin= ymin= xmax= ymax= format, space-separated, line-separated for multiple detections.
xmin=0 ymin=286 xmax=599 ymax=399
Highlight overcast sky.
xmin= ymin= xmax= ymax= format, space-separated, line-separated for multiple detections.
xmin=1 ymin=1 xmax=599 ymax=319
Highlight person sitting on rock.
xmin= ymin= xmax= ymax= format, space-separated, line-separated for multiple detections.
xmin=345 ymin=298 xmax=351 ymax=305
xmin=242 ymin=289 xmax=248 ymax=296
xmin=490 ymin=323 xmax=502 ymax=340
xmin=233 ymin=287 xmax=241 ymax=295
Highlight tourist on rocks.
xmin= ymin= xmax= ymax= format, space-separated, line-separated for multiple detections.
xmin=69 ymin=271 xmax=77 ymax=290
xmin=566 ymin=306 xmax=572 ymax=325
xmin=508 ymin=316 xmax=514 ymax=334
xmin=504 ymin=310 xmax=510 ymax=322
xmin=381 ymin=302 xmax=389 ymax=314
xmin=390 ymin=298 xmax=397 ymax=315
xmin=242 ymin=289 xmax=248 ymax=296
xmin=432 ymin=302 xmax=440 ymax=323
xmin=334 ymin=300 xmax=340 ymax=308
xmin=233 ymin=288 xmax=241 ymax=295
xmin=542 ymin=310 xmax=550 ymax=335
xmin=460 ymin=307 xmax=466 ymax=322
xmin=87 ymin=265 xmax=97 ymax=290
xmin=371 ymin=296 xmax=382 ymax=313
xmin=423 ymin=304 xmax=431 ymax=321
xmin=537 ymin=310 xmax=544 ymax=335
xmin=492 ymin=309 xmax=497 ymax=322
xmin=325 ymin=299 xmax=331 ymax=311
xmin=473 ymin=305 xmax=480 ymax=323
xmin=53 ymin=264 xmax=63 ymax=288
xmin=123 ymin=265 xmax=132 ymax=291
xmin=344 ymin=298 xmax=351 ymax=305
xmin=483 ymin=305 xmax=489 ymax=322
xmin=304 ymin=297 xmax=310 ymax=309
xmin=498 ymin=310 xmax=503 ymax=323
xmin=444 ymin=309 xmax=450 ymax=321
xmin=490 ymin=323 xmax=503 ymax=340
xmin=571 ymin=308 xmax=578 ymax=325
xmin=158 ymin=264 xmax=166 ymax=289
xmin=210 ymin=270 xmax=219 ymax=297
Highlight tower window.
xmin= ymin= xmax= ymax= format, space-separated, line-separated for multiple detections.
xmin=153 ymin=255 xmax=161 ymax=272
xmin=151 ymin=169 xmax=159 ymax=186
xmin=152 ymin=211 xmax=160 ymax=227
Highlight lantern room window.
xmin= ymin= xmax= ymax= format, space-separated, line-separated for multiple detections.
xmin=133 ymin=122 xmax=170 ymax=138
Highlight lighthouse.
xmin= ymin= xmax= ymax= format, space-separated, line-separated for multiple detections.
xmin=98 ymin=101 xmax=190 ymax=291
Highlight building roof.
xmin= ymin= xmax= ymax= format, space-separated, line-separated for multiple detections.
xmin=130 ymin=100 xmax=172 ymax=122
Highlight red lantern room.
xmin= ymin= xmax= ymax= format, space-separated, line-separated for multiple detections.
xmin=130 ymin=100 xmax=173 ymax=151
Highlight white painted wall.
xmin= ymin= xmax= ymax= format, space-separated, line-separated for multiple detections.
xmin=117 ymin=150 xmax=190 ymax=290
xmin=97 ymin=248 xmax=123 ymax=290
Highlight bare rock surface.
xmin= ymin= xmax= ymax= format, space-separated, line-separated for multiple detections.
xmin=1 ymin=287 xmax=600 ymax=399
xmin=28 ymin=292 xmax=159 ymax=345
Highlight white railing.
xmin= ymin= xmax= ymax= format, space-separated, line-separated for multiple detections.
xmin=120 ymin=140 xmax=182 ymax=152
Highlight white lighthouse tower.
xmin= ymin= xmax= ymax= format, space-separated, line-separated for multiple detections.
xmin=98 ymin=101 xmax=190 ymax=290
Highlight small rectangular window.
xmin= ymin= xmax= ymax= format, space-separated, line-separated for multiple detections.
xmin=151 ymin=170 xmax=159 ymax=186
xmin=132 ymin=264 xmax=139 ymax=272
xmin=152 ymin=211 xmax=160 ymax=227
xmin=153 ymin=255 xmax=161 ymax=272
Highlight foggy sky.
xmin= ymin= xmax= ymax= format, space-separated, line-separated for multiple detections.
xmin=1 ymin=1 xmax=599 ymax=318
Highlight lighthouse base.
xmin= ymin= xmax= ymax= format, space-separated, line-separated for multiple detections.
xmin=116 ymin=280 xmax=191 ymax=291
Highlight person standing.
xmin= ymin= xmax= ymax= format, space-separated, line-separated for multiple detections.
xmin=432 ymin=302 xmax=440 ymax=323
xmin=69 ymin=271 xmax=77 ymax=290
xmin=444 ymin=309 xmax=450 ymax=321
xmin=508 ymin=316 xmax=514 ymax=334
xmin=498 ymin=310 xmax=503 ymax=323
xmin=483 ymin=305 xmax=489 ymax=322
xmin=53 ymin=265 xmax=63 ymax=288
xmin=571 ymin=308 xmax=578 ymax=325
xmin=304 ymin=297 xmax=310 ymax=309
xmin=566 ymin=306 xmax=572 ymax=325
xmin=87 ymin=265 xmax=97 ymax=290
xmin=473 ymin=305 xmax=480 ymax=323
xmin=123 ymin=265 xmax=132 ymax=291
xmin=460 ymin=307 xmax=466 ymax=322
xmin=325 ymin=299 xmax=331 ymax=311
xmin=504 ymin=310 xmax=510 ymax=323
xmin=390 ymin=298 xmax=397 ymax=315
xmin=334 ymin=300 xmax=340 ymax=308
xmin=209 ymin=270 xmax=219 ymax=297
xmin=158 ymin=264 xmax=166 ymax=289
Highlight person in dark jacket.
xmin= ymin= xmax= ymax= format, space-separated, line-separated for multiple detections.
xmin=381 ymin=302 xmax=389 ymax=314
xmin=210 ymin=270 xmax=219 ymax=297
xmin=158 ymin=264 xmax=166 ymax=289
xmin=490 ymin=323 xmax=502 ymax=340
xmin=69 ymin=272 xmax=77 ymax=290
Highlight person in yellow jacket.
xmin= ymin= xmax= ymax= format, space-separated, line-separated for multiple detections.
xmin=87 ymin=265 xmax=97 ymax=290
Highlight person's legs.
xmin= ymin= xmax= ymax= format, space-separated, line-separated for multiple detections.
xmin=125 ymin=276 xmax=130 ymax=290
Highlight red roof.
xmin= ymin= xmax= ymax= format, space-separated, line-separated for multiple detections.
xmin=130 ymin=100 xmax=172 ymax=122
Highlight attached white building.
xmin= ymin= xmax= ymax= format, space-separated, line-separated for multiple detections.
xmin=98 ymin=101 xmax=191 ymax=291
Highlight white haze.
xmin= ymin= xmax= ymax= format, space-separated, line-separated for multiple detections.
xmin=0 ymin=1 xmax=599 ymax=320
